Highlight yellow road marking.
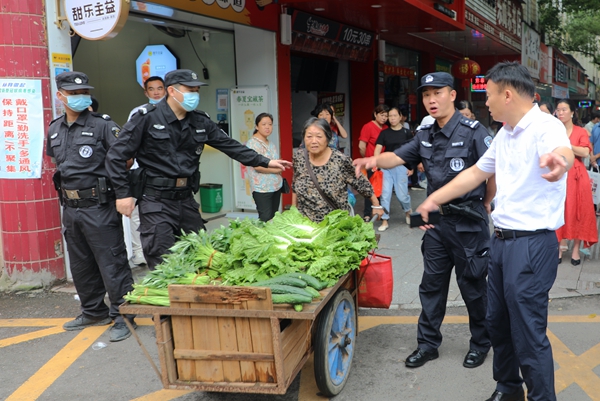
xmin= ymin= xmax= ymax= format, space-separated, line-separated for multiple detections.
xmin=0 ymin=319 xmax=72 ymax=327
xmin=549 ymin=329 xmax=600 ymax=400
xmin=0 ymin=326 xmax=65 ymax=348
xmin=5 ymin=326 xmax=107 ymax=401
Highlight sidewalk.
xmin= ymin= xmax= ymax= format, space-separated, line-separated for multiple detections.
xmin=51 ymin=191 xmax=600 ymax=308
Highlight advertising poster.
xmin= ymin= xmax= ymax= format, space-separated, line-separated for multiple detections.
xmin=229 ymin=86 xmax=269 ymax=209
xmin=0 ymin=79 xmax=44 ymax=179
xmin=51 ymin=53 xmax=72 ymax=118
xmin=135 ymin=45 xmax=178 ymax=87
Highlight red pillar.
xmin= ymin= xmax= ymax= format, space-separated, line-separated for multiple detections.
xmin=276 ymin=39 xmax=293 ymax=208
xmin=0 ymin=1 xmax=65 ymax=281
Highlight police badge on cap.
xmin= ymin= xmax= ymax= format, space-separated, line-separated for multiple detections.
xmin=56 ymin=71 xmax=94 ymax=90
xmin=417 ymin=72 xmax=455 ymax=91
xmin=164 ymin=69 xmax=208 ymax=87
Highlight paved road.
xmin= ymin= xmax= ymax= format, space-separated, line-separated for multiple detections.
xmin=2 ymin=188 xmax=600 ymax=400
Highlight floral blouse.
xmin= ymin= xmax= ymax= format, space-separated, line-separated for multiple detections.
xmin=292 ymin=148 xmax=374 ymax=222
xmin=246 ymin=136 xmax=282 ymax=193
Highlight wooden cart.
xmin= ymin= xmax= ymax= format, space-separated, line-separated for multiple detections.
xmin=119 ymin=271 xmax=358 ymax=396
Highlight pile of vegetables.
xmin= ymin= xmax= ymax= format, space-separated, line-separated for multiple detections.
xmin=126 ymin=207 xmax=376 ymax=309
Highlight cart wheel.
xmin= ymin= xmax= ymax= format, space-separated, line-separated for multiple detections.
xmin=314 ymin=289 xmax=356 ymax=396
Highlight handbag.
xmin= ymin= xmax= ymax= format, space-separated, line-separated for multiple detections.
xmin=281 ymin=178 xmax=290 ymax=194
xmin=303 ymin=148 xmax=338 ymax=210
xmin=369 ymin=169 xmax=383 ymax=198
xmin=589 ymin=166 xmax=600 ymax=204
xmin=357 ymin=252 xmax=394 ymax=308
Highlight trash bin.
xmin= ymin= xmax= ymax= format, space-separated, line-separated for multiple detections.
xmin=199 ymin=183 xmax=223 ymax=213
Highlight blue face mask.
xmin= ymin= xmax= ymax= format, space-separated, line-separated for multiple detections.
xmin=148 ymin=96 xmax=164 ymax=105
xmin=174 ymin=88 xmax=200 ymax=112
xmin=63 ymin=94 xmax=92 ymax=112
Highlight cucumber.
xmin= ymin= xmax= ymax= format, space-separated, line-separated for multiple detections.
xmin=263 ymin=284 xmax=313 ymax=298
xmin=304 ymin=286 xmax=321 ymax=298
xmin=278 ymin=273 xmax=327 ymax=290
xmin=254 ymin=276 xmax=307 ymax=288
xmin=272 ymin=294 xmax=313 ymax=304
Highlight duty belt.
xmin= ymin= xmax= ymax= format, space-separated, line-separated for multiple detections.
xmin=64 ymin=198 xmax=101 ymax=208
xmin=63 ymin=187 xmax=96 ymax=200
xmin=146 ymin=176 xmax=189 ymax=188
xmin=438 ymin=200 xmax=484 ymax=221
xmin=143 ymin=187 xmax=192 ymax=200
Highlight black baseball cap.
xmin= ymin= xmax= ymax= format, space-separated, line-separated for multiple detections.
xmin=164 ymin=69 xmax=208 ymax=87
xmin=417 ymin=72 xmax=454 ymax=91
xmin=56 ymin=71 xmax=94 ymax=90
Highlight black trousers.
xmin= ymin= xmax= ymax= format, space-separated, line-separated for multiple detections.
xmin=138 ymin=195 xmax=205 ymax=269
xmin=252 ymin=191 xmax=281 ymax=222
xmin=363 ymin=169 xmax=374 ymax=217
xmin=62 ymin=202 xmax=133 ymax=322
xmin=417 ymin=214 xmax=491 ymax=353
xmin=487 ymin=231 xmax=558 ymax=401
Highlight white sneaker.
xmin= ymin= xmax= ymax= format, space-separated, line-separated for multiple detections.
xmin=405 ymin=210 xmax=412 ymax=225
xmin=131 ymin=251 xmax=147 ymax=266
xmin=378 ymin=222 xmax=389 ymax=232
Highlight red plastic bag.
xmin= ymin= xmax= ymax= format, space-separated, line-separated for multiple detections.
xmin=357 ymin=252 xmax=393 ymax=308
xmin=369 ymin=169 xmax=383 ymax=198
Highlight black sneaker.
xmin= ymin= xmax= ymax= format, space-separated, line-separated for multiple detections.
xmin=109 ymin=320 xmax=137 ymax=342
xmin=410 ymin=184 xmax=425 ymax=191
xmin=63 ymin=314 xmax=112 ymax=331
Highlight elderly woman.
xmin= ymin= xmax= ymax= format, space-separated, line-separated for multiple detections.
xmin=292 ymin=117 xmax=384 ymax=223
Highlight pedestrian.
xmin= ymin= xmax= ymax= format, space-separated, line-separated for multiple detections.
xmin=353 ymin=72 xmax=493 ymax=370
xmin=245 ymin=112 xmax=283 ymax=222
xmin=457 ymin=100 xmax=476 ymax=120
xmin=311 ymin=102 xmax=348 ymax=150
xmin=123 ymin=76 xmax=167 ymax=266
xmin=554 ymin=99 xmax=598 ymax=264
xmin=358 ymin=104 xmax=388 ymax=221
xmin=373 ymin=107 xmax=413 ymax=231
xmin=47 ymin=71 xmax=135 ymax=342
xmin=105 ymin=69 xmax=291 ymax=269
xmin=584 ymin=110 xmax=600 ymax=134
xmin=538 ymin=101 xmax=554 ymax=115
xmin=415 ymin=61 xmax=573 ymax=401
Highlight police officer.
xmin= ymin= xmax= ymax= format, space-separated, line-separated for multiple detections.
xmin=353 ymin=72 xmax=493 ymax=369
xmin=105 ymin=69 xmax=291 ymax=269
xmin=47 ymin=72 xmax=135 ymax=342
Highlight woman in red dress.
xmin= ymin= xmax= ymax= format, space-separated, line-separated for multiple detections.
xmin=555 ymin=99 xmax=598 ymax=265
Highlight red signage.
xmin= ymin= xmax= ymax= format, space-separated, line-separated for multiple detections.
xmin=383 ymin=65 xmax=416 ymax=79
xmin=470 ymin=75 xmax=487 ymax=92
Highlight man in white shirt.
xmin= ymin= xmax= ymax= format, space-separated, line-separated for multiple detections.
xmin=584 ymin=111 xmax=600 ymax=134
xmin=125 ymin=76 xmax=166 ymax=265
xmin=415 ymin=62 xmax=573 ymax=401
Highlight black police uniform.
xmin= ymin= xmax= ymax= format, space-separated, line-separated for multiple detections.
xmin=395 ymin=110 xmax=492 ymax=354
xmin=105 ymin=99 xmax=271 ymax=269
xmin=47 ymin=109 xmax=133 ymax=323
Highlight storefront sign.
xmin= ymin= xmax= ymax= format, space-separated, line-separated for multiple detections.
xmin=434 ymin=3 xmax=457 ymax=20
xmin=135 ymin=45 xmax=177 ymax=88
xmin=293 ymin=12 xmax=339 ymax=40
xmin=230 ymin=86 xmax=270 ymax=210
xmin=290 ymin=11 xmax=374 ymax=62
xmin=0 ymin=79 xmax=44 ymax=179
xmin=383 ymin=65 xmax=417 ymax=79
xmin=522 ymin=23 xmax=540 ymax=80
xmin=465 ymin=4 xmax=521 ymax=53
xmin=470 ymin=75 xmax=487 ymax=92
xmin=553 ymin=85 xmax=569 ymax=99
xmin=555 ymin=59 xmax=568 ymax=84
xmin=64 ymin=0 xmax=129 ymax=40
xmin=317 ymin=93 xmax=345 ymax=117
xmin=435 ymin=58 xmax=452 ymax=73
xmin=152 ymin=0 xmax=279 ymax=31
xmin=539 ymin=43 xmax=551 ymax=84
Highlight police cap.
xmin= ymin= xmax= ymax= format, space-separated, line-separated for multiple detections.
xmin=417 ymin=72 xmax=454 ymax=91
xmin=56 ymin=71 xmax=94 ymax=90
xmin=164 ymin=69 xmax=208 ymax=87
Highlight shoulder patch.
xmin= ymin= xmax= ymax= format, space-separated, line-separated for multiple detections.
xmin=91 ymin=112 xmax=111 ymax=121
xmin=111 ymin=126 xmax=121 ymax=138
xmin=193 ymin=110 xmax=211 ymax=119
xmin=416 ymin=123 xmax=433 ymax=132
xmin=460 ymin=117 xmax=479 ymax=129
xmin=138 ymin=104 xmax=156 ymax=115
